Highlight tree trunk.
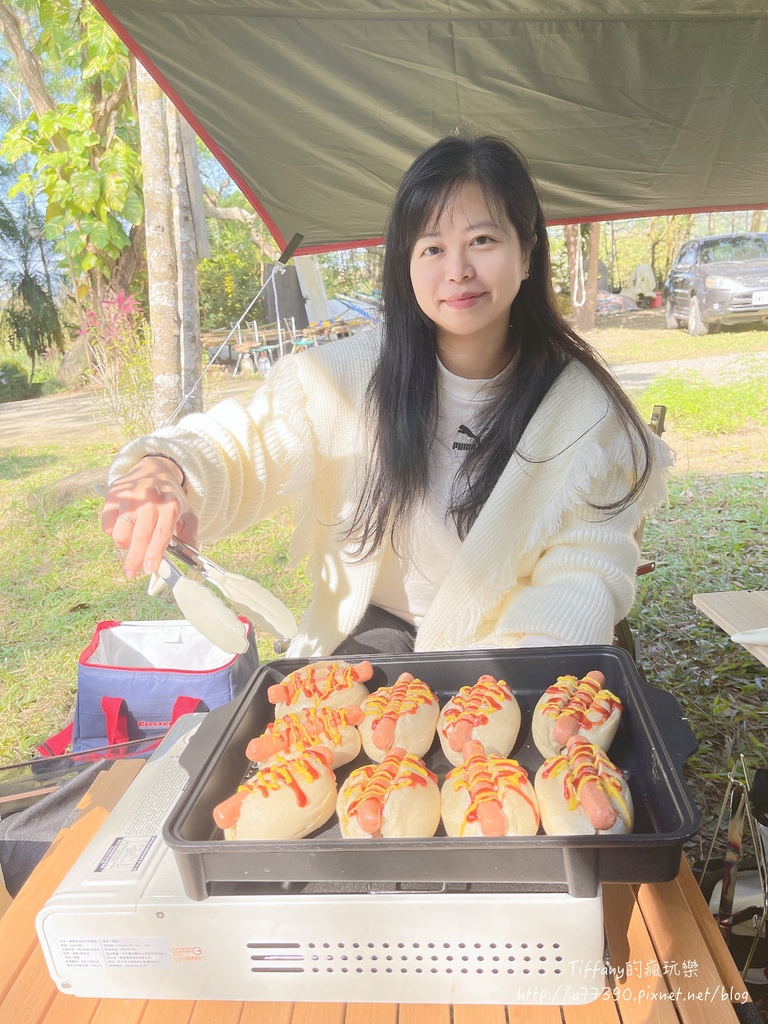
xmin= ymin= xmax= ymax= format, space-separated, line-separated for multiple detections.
xmin=565 ymin=223 xmax=600 ymax=333
xmin=751 ymin=210 xmax=763 ymax=232
xmin=111 ymin=222 xmax=147 ymax=297
xmin=564 ymin=223 xmax=582 ymax=312
xmin=167 ymin=104 xmax=204 ymax=414
xmin=0 ymin=1 xmax=57 ymax=120
xmin=582 ymin=222 xmax=600 ymax=331
xmin=136 ymin=63 xmax=182 ymax=427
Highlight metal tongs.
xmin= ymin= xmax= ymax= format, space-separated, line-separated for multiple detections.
xmin=149 ymin=536 xmax=298 ymax=655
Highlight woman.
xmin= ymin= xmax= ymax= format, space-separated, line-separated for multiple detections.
xmin=102 ymin=133 xmax=671 ymax=656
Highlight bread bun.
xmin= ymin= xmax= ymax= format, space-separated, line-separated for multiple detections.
xmin=267 ymin=660 xmax=373 ymax=717
xmin=213 ymin=746 xmax=337 ymax=840
xmin=337 ymin=747 xmax=441 ymax=838
xmin=534 ymin=735 xmax=633 ymax=835
xmin=359 ymin=672 xmax=440 ymax=762
xmin=246 ymin=705 xmax=363 ymax=769
xmin=531 ymin=670 xmax=622 ymax=758
xmin=440 ymin=740 xmax=540 ymax=837
xmin=438 ymin=675 xmax=521 ymax=766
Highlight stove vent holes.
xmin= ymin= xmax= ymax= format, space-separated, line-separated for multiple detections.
xmin=247 ymin=942 xmax=304 ymax=973
xmin=298 ymin=940 xmax=565 ymax=976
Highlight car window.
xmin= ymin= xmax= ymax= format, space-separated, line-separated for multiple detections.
xmin=675 ymin=244 xmax=695 ymax=268
xmin=700 ymin=237 xmax=768 ymax=263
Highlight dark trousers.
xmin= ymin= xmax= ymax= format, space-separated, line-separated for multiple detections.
xmin=331 ymin=604 xmax=416 ymax=656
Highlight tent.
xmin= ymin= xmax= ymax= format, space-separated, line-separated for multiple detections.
xmin=92 ymin=0 xmax=768 ymax=255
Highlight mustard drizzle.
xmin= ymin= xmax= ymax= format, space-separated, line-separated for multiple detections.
xmin=442 ymin=677 xmax=512 ymax=730
xmin=346 ymin=751 xmax=437 ymax=819
xmin=541 ymin=674 xmax=623 ymax=729
xmin=447 ymin=751 xmax=539 ymax=836
xmin=540 ymin=737 xmax=631 ymax=826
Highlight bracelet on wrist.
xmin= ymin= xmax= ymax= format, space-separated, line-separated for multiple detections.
xmin=140 ymin=453 xmax=188 ymax=491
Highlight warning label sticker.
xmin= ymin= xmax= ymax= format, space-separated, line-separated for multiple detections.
xmin=58 ymin=936 xmax=169 ymax=970
xmin=94 ymin=835 xmax=156 ymax=873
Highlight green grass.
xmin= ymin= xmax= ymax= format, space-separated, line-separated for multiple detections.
xmin=634 ymin=473 xmax=768 ymax=859
xmin=0 ymin=342 xmax=67 ymax=400
xmin=590 ymin=324 xmax=768 ymax=366
xmin=635 ymin=361 xmax=768 ymax=437
xmin=0 ymin=442 xmax=311 ymax=764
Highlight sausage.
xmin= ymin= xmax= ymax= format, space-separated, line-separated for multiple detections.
xmin=579 ymin=779 xmax=618 ymax=831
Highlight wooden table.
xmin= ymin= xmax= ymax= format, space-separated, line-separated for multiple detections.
xmin=693 ymin=591 xmax=768 ymax=669
xmin=0 ymin=761 xmax=756 ymax=1024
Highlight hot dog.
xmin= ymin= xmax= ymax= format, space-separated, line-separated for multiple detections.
xmin=534 ymin=735 xmax=633 ymax=836
xmin=531 ymin=670 xmax=623 ymax=758
xmin=440 ymin=740 xmax=540 ymax=837
xmin=268 ymin=659 xmax=373 ymax=717
xmin=359 ymin=673 xmax=440 ymax=762
xmin=337 ymin=747 xmax=441 ymax=838
xmin=213 ymin=746 xmax=337 ymax=840
xmin=246 ymin=705 xmax=364 ymax=769
xmin=438 ymin=675 xmax=521 ymax=766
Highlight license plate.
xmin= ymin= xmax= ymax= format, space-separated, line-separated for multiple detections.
xmin=753 ymin=290 xmax=768 ymax=306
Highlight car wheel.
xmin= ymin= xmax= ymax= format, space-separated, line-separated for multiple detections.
xmin=664 ymin=296 xmax=681 ymax=329
xmin=687 ymin=295 xmax=709 ymax=336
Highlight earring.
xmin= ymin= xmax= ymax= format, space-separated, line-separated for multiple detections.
xmin=524 ymin=271 xmax=530 ymax=280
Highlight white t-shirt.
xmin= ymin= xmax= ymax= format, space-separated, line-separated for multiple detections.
xmin=372 ymin=357 xmax=512 ymax=626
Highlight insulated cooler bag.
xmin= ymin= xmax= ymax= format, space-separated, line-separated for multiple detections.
xmin=40 ymin=619 xmax=259 ymax=757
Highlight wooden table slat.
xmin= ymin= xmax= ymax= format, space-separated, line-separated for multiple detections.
xmin=290 ymin=1003 xmax=346 ymax=1024
xmin=562 ymin=994 xmax=621 ymax=1024
xmin=506 ymin=1005 xmax=563 ymax=1023
xmin=397 ymin=1004 xmax=451 ymax=1024
xmin=188 ymin=1001 xmax=246 ymax=1024
xmin=42 ymin=992 xmax=101 ymax=1024
xmin=693 ymin=591 xmax=768 ymax=668
xmin=0 ymin=944 xmax=57 ymax=1024
xmin=603 ymin=883 xmax=680 ymax=1024
xmin=344 ymin=1004 xmax=397 ymax=1024
xmin=240 ymin=1002 xmax=295 ymax=1024
xmin=453 ymin=1004 xmax=507 ymax=1024
xmin=636 ymin=877 xmax=740 ymax=1024
xmin=90 ymin=998 xmax=147 ymax=1024
xmin=139 ymin=1001 xmax=196 ymax=1024
xmin=676 ymin=860 xmax=750 ymax=1001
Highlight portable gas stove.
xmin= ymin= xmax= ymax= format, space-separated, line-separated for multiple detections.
xmin=36 ymin=715 xmax=606 ymax=1005
xmin=37 ymin=645 xmax=699 ymax=1006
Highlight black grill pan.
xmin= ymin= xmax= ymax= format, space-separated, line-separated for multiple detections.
xmin=163 ymin=646 xmax=699 ymax=901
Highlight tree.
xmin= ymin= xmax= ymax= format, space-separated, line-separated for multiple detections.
xmin=647 ymin=214 xmax=693 ymax=287
xmin=316 ymin=246 xmax=383 ymax=299
xmin=167 ymin=108 xmax=205 ymax=415
xmin=136 ymin=62 xmax=182 ymax=426
xmin=0 ymin=0 xmax=144 ymax=318
xmin=0 ymin=192 xmax=63 ymax=376
xmin=565 ymin=223 xmax=600 ymax=332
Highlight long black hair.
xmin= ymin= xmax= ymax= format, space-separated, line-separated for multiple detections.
xmin=347 ymin=132 xmax=653 ymax=556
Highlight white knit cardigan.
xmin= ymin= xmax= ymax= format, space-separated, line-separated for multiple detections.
xmin=109 ymin=330 xmax=672 ymax=656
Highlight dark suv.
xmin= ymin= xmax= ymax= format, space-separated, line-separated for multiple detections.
xmin=663 ymin=233 xmax=768 ymax=335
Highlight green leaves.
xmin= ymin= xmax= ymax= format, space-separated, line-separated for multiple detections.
xmin=0 ymin=5 xmax=141 ymax=289
xmin=122 ymin=192 xmax=143 ymax=226
xmin=70 ymin=169 xmax=101 ymax=213
xmin=64 ymin=228 xmax=87 ymax=256
xmin=87 ymin=220 xmax=110 ymax=249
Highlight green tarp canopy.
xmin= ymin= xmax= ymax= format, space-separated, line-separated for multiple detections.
xmin=93 ymin=0 xmax=768 ymax=255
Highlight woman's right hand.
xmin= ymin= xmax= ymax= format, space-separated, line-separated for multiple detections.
xmin=100 ymin=456 xmax=199 ymax=579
